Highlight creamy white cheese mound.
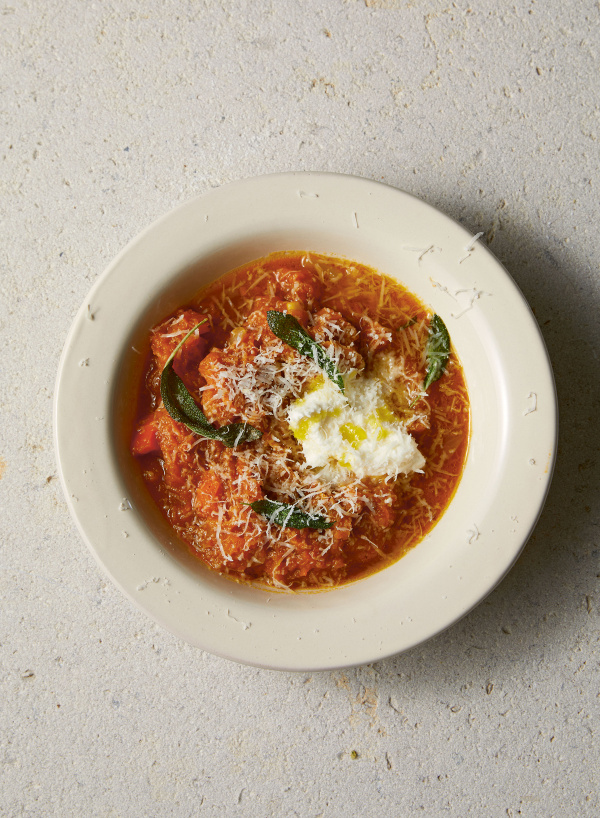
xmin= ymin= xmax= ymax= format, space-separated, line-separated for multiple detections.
xmin=287 ymin=372 xmax=425 ymax=482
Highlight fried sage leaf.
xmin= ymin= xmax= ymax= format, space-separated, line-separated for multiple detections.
xmin=216 ymin=422 xmax=263 ymax=448
xmin=249 ymin=498 xmax=333 ymax=530
xmin=160 ymin=322 xmax=262 ymax=447
xmin=267 ymin=310 xmax=345 ymax=393
xmin=424 ymin=314 xmax=451 ymax=390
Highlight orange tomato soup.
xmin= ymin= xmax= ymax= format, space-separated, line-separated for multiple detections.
xmin=131 ymin=253 xmax=470 ymax=590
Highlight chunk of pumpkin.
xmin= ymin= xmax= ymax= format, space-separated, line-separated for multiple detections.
xmin=132 ymin=415 xmax=160 ymax=456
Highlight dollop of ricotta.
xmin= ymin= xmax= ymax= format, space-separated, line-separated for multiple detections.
xmin=287 ymin=373 xmax=425 ymax=482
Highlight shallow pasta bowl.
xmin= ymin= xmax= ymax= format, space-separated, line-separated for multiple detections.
xmin=54 ymin=172 xmax=557 ymax=671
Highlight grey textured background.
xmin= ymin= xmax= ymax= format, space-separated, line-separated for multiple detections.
xmin=2 ymin=1 xmax=599 ymax=816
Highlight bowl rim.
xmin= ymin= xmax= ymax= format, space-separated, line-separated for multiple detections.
xmin=54 ymin=171 xmax=557 ymax=670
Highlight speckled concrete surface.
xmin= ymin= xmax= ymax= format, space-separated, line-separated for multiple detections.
xmin=2 ymin=1 xmax=599 ymax=816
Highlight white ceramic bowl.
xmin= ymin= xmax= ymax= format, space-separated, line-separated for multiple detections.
xmin=54 ymin=172 xmax=557 ymax=670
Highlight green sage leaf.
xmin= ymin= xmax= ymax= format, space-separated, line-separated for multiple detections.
xmin=424 ymin=314 xmax=451 ymax=390
xmin=249 ymin=498 xmax=333 ymax=530
xmin=267 ymin=310 xmax=345 ymax=393
xmin=160 ymin=321 xmax=262 ymax=447
xmin=216 ymin=422 xmax=263 ymax=448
